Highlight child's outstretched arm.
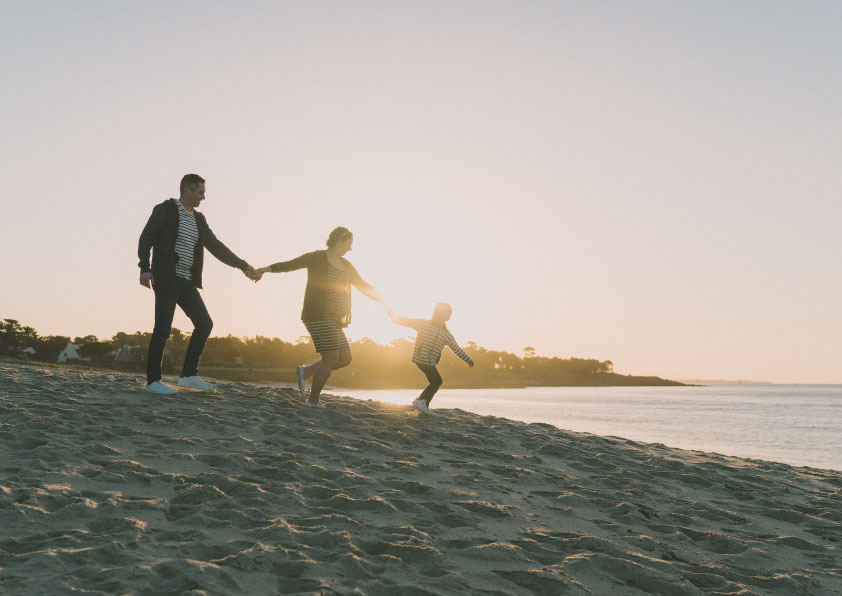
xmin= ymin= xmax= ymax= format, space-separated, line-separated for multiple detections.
xmin=388 ymin=310 xmax=421 ymax=330
xmin=447 ymin=335 xmax=475 ymax=367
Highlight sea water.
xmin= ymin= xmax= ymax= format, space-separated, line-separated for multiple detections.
xmin=336 ymin=384 xmax=842 ymax=471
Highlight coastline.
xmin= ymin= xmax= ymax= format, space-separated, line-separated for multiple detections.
xmin=1 ymin=361 xmax=840 ymax=594
xmin=0 ymin=356 xmax=686 ymax=389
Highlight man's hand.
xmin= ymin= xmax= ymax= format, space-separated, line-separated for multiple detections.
xmin=139 ymin=272 xmax=154 ymax=289
xmin=468 ymin=362 xmax=475 ymax=368
xmin=244 ymin=265 xmax=263 ymax=282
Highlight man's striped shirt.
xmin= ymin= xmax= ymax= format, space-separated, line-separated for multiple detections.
xmin=396 ymin=317 xmax=473 ymax=367
xmin=174 ymin=200 xmax=199 ymax=280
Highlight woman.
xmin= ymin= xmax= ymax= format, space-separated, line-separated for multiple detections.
xmin=254 ymin=227 xmax=387 ymax=408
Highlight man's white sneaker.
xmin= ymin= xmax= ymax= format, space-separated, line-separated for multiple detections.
xmin=305 ymin=400 xmax=327 ymax=409
xmin=177 ymin=376 xmax=215 ymax=391
xmin=296 ymin=366 xmax=308 ymax=399
xmin=146 ymin=381 xmax=177 ymax=395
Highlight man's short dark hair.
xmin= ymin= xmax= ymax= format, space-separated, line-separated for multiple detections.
xmin=180 ymin=173 xmax=205 ymax=194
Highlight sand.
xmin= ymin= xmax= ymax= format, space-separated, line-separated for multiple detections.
xmin=0 ymin=361 xmax=840 ymax=595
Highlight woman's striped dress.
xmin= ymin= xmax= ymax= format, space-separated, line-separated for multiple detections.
xmin=303 ymin=263 xmax=351 ymax=353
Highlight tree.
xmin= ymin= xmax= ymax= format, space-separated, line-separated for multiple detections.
xmin=242 ymin=336 xmax=293 ymax=367
xmin=0 ymin=318 xmax=660 ymax=387
xmin=79 ymin=341 xmax=114 ymax=361
xmin=0 ymin=319 xmax=39 ymax=354
xmin=36 ymin=336 xmax=71 ymax=361
xmin=203 ymin=335 xmax=244 ymax=365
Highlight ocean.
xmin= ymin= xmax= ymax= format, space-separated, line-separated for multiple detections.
xmin=336 ymin=384 xmax=842 ymax=471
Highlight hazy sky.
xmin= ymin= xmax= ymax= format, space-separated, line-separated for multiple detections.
xmin=2 ymin=1 xmax=841 ymax=383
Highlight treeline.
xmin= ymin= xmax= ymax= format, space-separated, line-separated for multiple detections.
xmin=0 ymin=318 xmax=683 ymax=388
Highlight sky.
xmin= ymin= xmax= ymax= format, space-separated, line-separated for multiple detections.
xmin=2 ymin=1 xmax=841 ymax=383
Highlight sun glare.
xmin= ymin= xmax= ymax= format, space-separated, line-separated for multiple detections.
xmin=346 ymin=280 xmax=435 ymax=347
xmin=341 ymin=235 xmax=459 ymax=346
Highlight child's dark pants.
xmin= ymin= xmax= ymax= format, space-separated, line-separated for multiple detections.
xmin=415 ymin=363 xmax=442 ymax=405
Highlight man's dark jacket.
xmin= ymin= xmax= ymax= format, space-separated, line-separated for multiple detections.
xmin=138 ymin=198 xmax=249 ymax=289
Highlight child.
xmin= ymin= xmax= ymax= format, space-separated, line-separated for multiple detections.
xmin=388 ymin=303 xmax=474 ymax=416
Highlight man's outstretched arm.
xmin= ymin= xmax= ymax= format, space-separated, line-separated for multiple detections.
xmin=202 ymin=223 xmax=253 ymax=278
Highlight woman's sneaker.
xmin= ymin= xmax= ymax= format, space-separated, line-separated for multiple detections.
xmin=177 ymin=376 xmax=215 ymax=391
xmin=296 ymin=366 xmax=308 ymax=398
xmin=146 ymin=380 xmax=177 ymax=395
xmin=305 ymin=400 xmax=327 ymax=409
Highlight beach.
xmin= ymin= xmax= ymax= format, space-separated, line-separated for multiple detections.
xmin=1 ymin=361 xmax=840 ymax=595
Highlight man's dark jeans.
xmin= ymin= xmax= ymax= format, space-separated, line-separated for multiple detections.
xmin=146 ymin=276 xmax=213 ymax=384
xmin=415 ymin=363 xmax=443 ymax=406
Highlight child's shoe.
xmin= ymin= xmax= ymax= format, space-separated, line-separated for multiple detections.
xmin=413 ymin=399 xmax=437 ymax=416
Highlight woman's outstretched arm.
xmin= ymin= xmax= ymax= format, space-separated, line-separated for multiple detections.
xmin=254 ymin=251 xmax=317 ymax=278
xmin=345 ymin=260 xmax=385 ymax=303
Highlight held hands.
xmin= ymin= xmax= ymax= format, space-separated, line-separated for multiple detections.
xmin=244 ymin=265 xmax=264 ymax=283
xmin=140 ymin=268 xmax=261 ymax=287
xmin=385 ymin=304 xmax=403 ymax=324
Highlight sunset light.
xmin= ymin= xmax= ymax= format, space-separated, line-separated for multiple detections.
xmin=2 ymin=4 xmax=842 ymax=594
xmin=2 ymin=1 xmax=841 ymax=385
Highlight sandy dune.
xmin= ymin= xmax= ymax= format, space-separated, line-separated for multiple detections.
xmin=1 ymin=361 xmax=840 ymax=595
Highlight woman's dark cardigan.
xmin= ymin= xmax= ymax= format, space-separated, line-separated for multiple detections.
xmin=269 ymin=250 xmax=374 ymax=327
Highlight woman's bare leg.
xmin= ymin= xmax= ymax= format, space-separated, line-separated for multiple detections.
xmin=300 ymin=360 xmax=321 ymax=380
xmin=309 ymin=351 xmax=341 ymax=404
xmin=334 ymin=349 xmax=352 ymax=370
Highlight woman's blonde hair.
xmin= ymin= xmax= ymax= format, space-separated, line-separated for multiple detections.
xmin=326 ymin=226 xmax=353 ymax=248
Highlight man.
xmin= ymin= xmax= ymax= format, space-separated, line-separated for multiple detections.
xmin=137 ymin=173 xmax=257 ymax=394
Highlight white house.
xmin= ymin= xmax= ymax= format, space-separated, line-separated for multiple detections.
xmin=58 ymin=342 xmax=83 ymax=363
xmin=113 ymin=344 xmax=142 ymax=361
